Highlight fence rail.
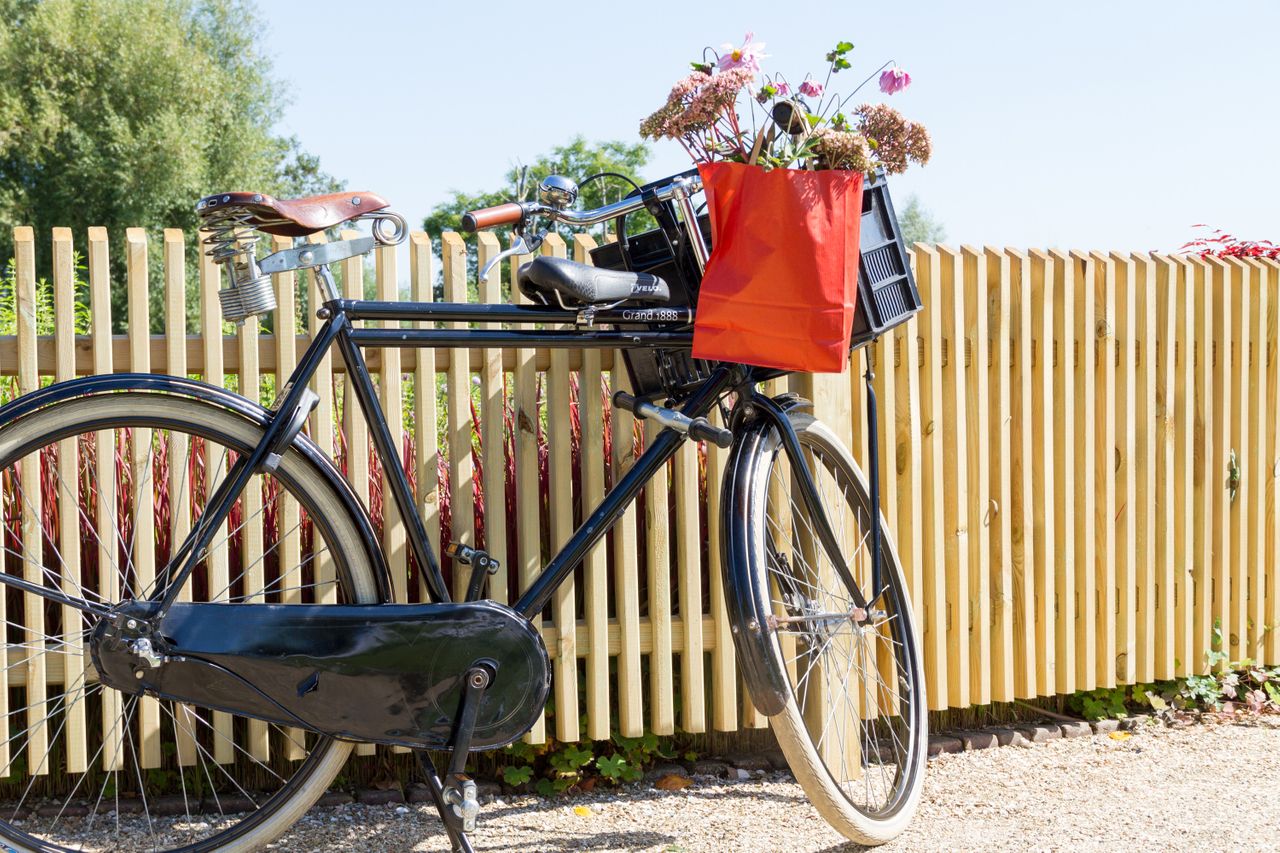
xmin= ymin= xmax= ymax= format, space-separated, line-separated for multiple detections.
xmin=4 ymin=225 xmax=1279 ymax=771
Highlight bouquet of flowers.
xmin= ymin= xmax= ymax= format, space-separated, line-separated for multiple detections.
xmin=640 ymin=34 xmax=931 ymax=175
xmin=641 ymin=35 xmax=930 ymax=374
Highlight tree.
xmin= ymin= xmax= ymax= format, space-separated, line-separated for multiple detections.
xmin=897 ymin=194 xmax=946 ymax=245
xmin=0 ymin=0 xmax=339 ymax=327
xmin=423 ymin=136 xmax=650 ymax=292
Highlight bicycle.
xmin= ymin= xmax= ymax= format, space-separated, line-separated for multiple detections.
xmin=0 ymin=169 xmax=925 ymax=851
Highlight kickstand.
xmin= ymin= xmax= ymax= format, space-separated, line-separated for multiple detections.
xmin=415 ymin=661 xmax=494 ymax=853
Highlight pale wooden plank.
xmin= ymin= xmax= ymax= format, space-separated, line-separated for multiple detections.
xmin=196 ymin=231 xmax=235 ymax=764
xmin=541 ymin=234 xmax=579 ymax=742
xmin=912 ymin=246 xmax=948 ymax=708
xmin=1191 ymin=258 xmax=1214 ymax=672
xmin=611 ymin=365 xmax=645 ymax=736
xmin=305 ymin=234 xmax=337 ymax=605
xmin=1005 ymin=248 xmax=1037 ymax=698
xmin=938 ymin=245 xmax=969 ymax=708
xmin=1029 ymin=250 xmax=1057 ymax=697
xmin=704 ymin=400 xmax=737 ymax=731
xmin=573 ymin=234 xmax=611 ymax=740
xmin=1116 ymin=249 xmax=1136 ymax=681
xmin=50 ymin=227 xmax=89 ymax=773
xmin=508 ymin=236 xmax=545 ymax=744
xmin=441 ymin=232 xmax=474 ymax=609
xmin=1050 ymin=249 xmax=1076 ymax=695
xmin=1172 ymin=257 xmax=1196 ymax=676
xmin=893 ymin=308 xmax=924 ymax=657
xmin=1247 ymin=260 xmax=1267 ymax=662
xmin=268 ymin=234 xmax=305 ymax=763
xmin=410 ymin=233 xmax=441 ymax=603
xmin=13 ymin=227 xmax=49 ymax=774
xmin=88 ymin=226 xmax=122 ymax=771
xmin=1132 ymin=253 xmax=1157 ymax=682
xmin=1085 ymin=251 xmax=1116 ymax=686
xmin=340 ymin=231 xmax=376 ymax=758
xmin=1210 ymin=258 xmax=1232 ymax=667
xmin=1265 ymin=260 xmax=1280 ymax=666
xmin=985 ymin=247 xmax=1014 ymax=702
xmin=477 ymin=233 xmax=508 ymax=606
xmin=646 ymin=414 xmax=676 ymax=733
xmin=1152 ymin=254 xmax=1178 ymax=680
xmin=1227 ymin=259 xmax=1250 ymax=660
xmin=124 ymin=228 xmax=163 ymax=769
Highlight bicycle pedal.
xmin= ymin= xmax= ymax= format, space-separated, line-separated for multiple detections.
xmin=444 ymin=777 xmax=480 ymax=833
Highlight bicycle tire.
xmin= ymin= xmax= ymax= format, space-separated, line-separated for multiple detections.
xmin=0 ymin=392 xmax=382 ymax=852
xmin=730 ymin=409 xmax=926 ymax=845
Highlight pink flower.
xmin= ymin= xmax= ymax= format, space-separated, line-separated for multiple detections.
xmin=879 ymin=66 xmax=911 ymax=95
xmin=799 ymin=79 xmax=824 ymax=98
xmin=717 ymin=32 xmax=768 ymax=74
xmin=775 ymin=81 xmax=790 ymax=96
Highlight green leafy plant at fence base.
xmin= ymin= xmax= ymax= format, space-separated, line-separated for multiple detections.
xmin=1067 ymin=619 xmax=1280 ymax=720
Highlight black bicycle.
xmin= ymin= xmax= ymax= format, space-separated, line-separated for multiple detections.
xmin=0 ymin=169 xmax=925 ymax=851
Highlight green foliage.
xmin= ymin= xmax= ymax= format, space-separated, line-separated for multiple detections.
xmin=0 ymin=0 xmax=340 ymax=327
xmin=897 ymin=194 xmax=946 ymax=245
xmin=421 ymin=136 xmax=651 ymax=290
xmin=0 ymin=253 xmax=89 ymax=335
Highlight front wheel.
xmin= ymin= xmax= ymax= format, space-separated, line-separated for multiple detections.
xmin=729 ymin=409 xmax=926 ymax=846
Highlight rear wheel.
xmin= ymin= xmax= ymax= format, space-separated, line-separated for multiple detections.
xmin=740 ymin=411 xmax=926 ymax=845
xmin=0 ymin=392 xmax=381 ymax=852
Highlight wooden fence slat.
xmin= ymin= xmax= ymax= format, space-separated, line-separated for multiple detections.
xmin=87 ymin=227 xmax=122 ymax=771
xmin=1134 ymin=254 xmax=1157 ymax=682
xmin=986 ymin=247 xmax=1014 ymax=702
xmin=124 ymin=228 xmax=163 ymax=769
xmin=1210 ymin=259 xmax=1232 ymax=666
xmin=305 ymin=234 xmax=337 ymax=605
xmin=1086 ymin=251 xmax=1112 ymax=690
xmin=50 ymin=227 xmax=88 ymax=773
xmin=269 ymin=233 xmax=306 ymax=762
xmin=1006 ymin=249 xmax=1036 ymax=698
xmin=540 ymin=234 xmax=579 ymax=742
xmin=1173 ymin=258 xmax=1195 ymax=675
xmin=13 ymin=227 xmax=49 ymax=774
xmin=440 ymin=232 xmax=473 ymax=606
xmin=340 ymin=231 xmax=376 ymax=758
xmin=646 ymin=414 xmax=676 ymax=734
xmin=1265 ymin=261 xmax=1280 ymax=666
xmin=1228 ymin=260 xmax=1250 ymax=660
xmin=1247 ymin=260 xmax=1267 ymax=662
xmin=573 ymin=234 xmax=611 ymax=740
xmin=476 ymin=234 xmax=508 ymax=609
xmin=410 ymin=233 xmax=441 ymax=605
xmin=938 ymin=245 xmax=969 ymax=707
xmin=1050 ymin=249 xmax=1076 ymax=695
xmin=913 ymin=246 xmax=948 ymax=709
xmin=610 ymin=361 xmax=645 ymax=736
xmin=1076 ymin=252 xmax=1104 ymax=689
xmin=705 ymin=400 xmax=737 ymax=731
xmin=1029 ymin=250 xmax=1057 ymax=696
xmin=893 ymin=305 xmax=924 ymax=658
xmin=1191 ymin=258 xmax=1214 ymax=672
xmin=1116 ymin=249 xmax=1136 ymax=681
xmin=508 ymin=238 xmax=546 ymax=744
xmin=1152 ymin=254 xmax=1177 ymax=680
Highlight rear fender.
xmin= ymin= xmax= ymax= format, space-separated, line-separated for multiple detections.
xmin=0 ymin=374 xmax=392 ymax=602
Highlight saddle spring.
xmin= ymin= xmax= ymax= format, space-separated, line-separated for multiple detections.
xmin=197 ymin=198 xmax=277 ymax=323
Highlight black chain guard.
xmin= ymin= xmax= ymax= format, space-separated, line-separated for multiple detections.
xmin=92 ymin=600 xmax=549 ymax=751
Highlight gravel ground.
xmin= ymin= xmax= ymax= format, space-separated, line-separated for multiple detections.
xmin=257 ymin=716 xmax=1280 ymax=852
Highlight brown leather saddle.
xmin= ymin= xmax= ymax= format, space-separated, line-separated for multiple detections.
xmin=195 ymin=190 xmax=390 ymax=237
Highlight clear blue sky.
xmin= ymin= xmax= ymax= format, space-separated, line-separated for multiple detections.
xmin=260 ymin=0 xmax=1278 ymax=252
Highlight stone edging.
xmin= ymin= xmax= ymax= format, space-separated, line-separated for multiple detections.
xmin=928 ymin=715 xmax=1150 ymax=757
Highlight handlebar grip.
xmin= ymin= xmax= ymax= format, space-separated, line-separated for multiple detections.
xmin=460 ymin=202 xmax=524 ymax=233
xmin=689 ymin=417 xmax=733 ymax=449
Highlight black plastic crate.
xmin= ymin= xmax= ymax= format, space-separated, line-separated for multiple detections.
xmin=850 ymin=170 xmax=922 ymax=348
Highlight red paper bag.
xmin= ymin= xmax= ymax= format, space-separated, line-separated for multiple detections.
xmin=692 ymin=162 xmax=864 ymax=373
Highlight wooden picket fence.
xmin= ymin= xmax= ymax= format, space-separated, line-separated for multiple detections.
xmin=4 ymin=225 xmax=1280 ymax=773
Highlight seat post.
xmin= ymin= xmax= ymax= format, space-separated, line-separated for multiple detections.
xmin=312 ymin=263 xmax=340 ymax=305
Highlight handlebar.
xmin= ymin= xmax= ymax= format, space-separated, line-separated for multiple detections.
xmin=459 ymin=173 xmax=703 ymax=234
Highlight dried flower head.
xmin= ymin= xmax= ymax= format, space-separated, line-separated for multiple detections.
xmin=856 ymin=103 xmax=932 ymax=174
xmin=810 ymin=128 xmax=874 ymax=172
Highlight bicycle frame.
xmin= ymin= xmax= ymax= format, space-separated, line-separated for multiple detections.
xmin=146 ymin=288 xmax=740 ymax=622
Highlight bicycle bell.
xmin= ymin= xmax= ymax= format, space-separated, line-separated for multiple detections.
xmin=538 ymin=174 xmax=579 ymax=210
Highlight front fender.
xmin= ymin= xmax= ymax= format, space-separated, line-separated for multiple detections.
xmin=0 ymin=374 xmax=392 ymax=602
xmin=719 ymin=393 xmax=811 ymax=717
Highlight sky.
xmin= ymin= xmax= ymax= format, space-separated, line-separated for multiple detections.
xmin=259 ymin=0 xmax=1278 ymax=254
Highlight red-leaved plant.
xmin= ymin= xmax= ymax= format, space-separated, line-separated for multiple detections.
xmin=1181 ymin=225 xmax=1279 ymax=261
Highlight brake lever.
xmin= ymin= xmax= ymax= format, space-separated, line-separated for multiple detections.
xmin=479 ymin=227 xmax=545 ymax=282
